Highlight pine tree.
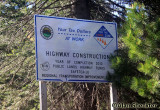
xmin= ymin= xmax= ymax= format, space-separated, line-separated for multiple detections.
xmin=109 ymin=2 xmax=160 ymax=107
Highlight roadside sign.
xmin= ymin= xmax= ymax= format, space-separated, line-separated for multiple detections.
xmin=34 ymin=15 xmax=117 ymax=82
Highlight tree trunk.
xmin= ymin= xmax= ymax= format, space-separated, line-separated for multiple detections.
xmin=72 ymin=0 xmax=97 ymax=110
xmin=72 ymin=0 xmax=90 ymax=19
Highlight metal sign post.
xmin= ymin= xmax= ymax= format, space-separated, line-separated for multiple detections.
xmin=110 ymin=83 xmax=118 ymax=110
xmin=39 ymin=81 xmax=47 ymax=110
xmin=34 ymin=15 xmax=118 ymax=110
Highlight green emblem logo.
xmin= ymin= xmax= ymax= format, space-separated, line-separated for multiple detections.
xmin=40 ymin=25 xmax=53 ymax=40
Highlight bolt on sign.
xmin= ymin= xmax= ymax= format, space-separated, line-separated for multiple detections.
xmin=34 ymin=15 xmax=118 ymax=82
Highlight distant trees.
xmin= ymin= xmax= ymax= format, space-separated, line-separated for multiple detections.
xmin=138 ymin=0 xmax=160 ymax=16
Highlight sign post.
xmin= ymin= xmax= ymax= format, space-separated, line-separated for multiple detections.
xmin=34 ymin=15 xmax=118 ymax=109
xmin=110 ymin=83 xmax=118 ymax=110
xmin=39 ymin=81 xmax=47 ymax=110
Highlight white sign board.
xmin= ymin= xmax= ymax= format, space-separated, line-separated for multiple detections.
xmin=35 ymin=15 xmax=117 ymax=82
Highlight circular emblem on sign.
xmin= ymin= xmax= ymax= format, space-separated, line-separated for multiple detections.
xmin=40 ymin=25 xmax=53 ymax=40
xmin=40 ymin=62 xmax=50 ymax=71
